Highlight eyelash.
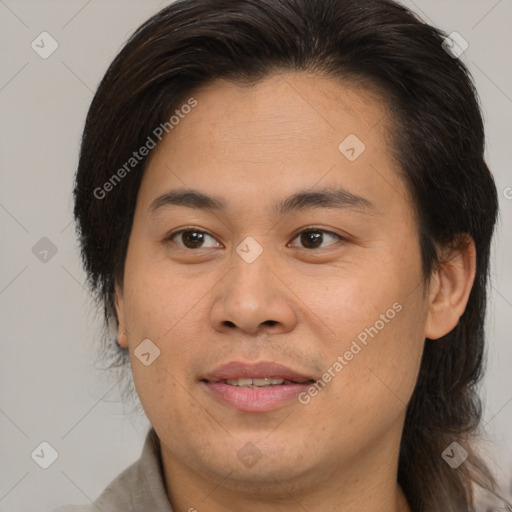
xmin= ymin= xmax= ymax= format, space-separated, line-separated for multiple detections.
xmin=164 ymin=226 xmax=344 ymax=251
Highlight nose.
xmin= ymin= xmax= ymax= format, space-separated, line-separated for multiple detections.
xmin=210 ymin=249 xmax=298 ymax=336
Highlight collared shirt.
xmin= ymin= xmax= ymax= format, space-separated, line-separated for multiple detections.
xmin=53 ymin=428 xmax=173 ymax=512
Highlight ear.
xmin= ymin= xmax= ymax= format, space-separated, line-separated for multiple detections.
xmin=424 ymin=235 xmax=476 ymax=340
xmin=114 ymin=282 xmax=129 ymax=349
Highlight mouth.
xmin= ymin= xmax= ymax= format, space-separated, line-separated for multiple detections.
xmin=221 ymin=377 xmax=311 ymax=388
xmin=200 ymin=361 xmax=315 ymax=412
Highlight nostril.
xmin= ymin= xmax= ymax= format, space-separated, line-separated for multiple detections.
xmin=263 ymin=320 xmax=278 ymax=326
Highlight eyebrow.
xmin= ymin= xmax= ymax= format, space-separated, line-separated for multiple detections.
xmin=148 ymin=186 xmax=376 ymax=216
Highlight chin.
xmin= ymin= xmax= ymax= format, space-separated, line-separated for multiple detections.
xmin=205 ymin=440 xmax=315 ymax=482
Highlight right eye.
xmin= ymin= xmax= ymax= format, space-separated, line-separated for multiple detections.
xmin=165 ymin=229 xmax=223 ymax=250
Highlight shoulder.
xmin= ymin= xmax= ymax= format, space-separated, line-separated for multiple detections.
xmin=49 ymin=428 xmax=172 ymax=512
xmin=47 ymin=460 xmax=138 ymax=512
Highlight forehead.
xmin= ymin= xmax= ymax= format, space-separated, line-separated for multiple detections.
xmin=139 ymin=72 xmax=411 ymax=219
xmin=165 ymin=72 xmax=390 ymax=159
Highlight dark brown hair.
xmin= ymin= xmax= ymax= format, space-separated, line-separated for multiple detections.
xmin=73 ymin=0 xmax=502 ymax=509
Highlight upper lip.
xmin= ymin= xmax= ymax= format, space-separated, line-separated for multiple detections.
xmin=202 ymin=361 xmax=315 ymax=383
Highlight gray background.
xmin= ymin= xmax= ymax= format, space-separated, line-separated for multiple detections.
xmin=0 ymin=0 xmax=511 ymax=510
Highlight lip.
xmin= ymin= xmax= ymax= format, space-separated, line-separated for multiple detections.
xmin=201 ymin=361 xmax=315 ymax=412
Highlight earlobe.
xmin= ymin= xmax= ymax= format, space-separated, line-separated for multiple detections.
xmin=114 ymin=283 xmax=129 ymax=349
xmin=424 ymin=236 xmax=476 ymax=340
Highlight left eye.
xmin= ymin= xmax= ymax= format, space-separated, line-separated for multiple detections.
xmin=289 ymin=228 xmax=342 ymax=250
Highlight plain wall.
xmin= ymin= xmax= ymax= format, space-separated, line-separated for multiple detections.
xmin=1 ymin=0 xmax=511 ymax=510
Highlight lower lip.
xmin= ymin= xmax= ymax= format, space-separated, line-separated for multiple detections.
xmin=203 ymin=381 xmax=311 ymax=412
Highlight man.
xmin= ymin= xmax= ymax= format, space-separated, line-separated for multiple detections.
xmin=56 ymin=0 xmax=504 ymax=510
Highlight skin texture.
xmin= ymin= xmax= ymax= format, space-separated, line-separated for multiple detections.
xmin=115 ymin=72 xmax=476 ymax=512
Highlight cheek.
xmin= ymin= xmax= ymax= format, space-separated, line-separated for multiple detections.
xmin=123 ymin=244 xmax=214 ymax=341
xmin=130 ymin=353 xmax=215 ymax=455
xmin=304 ymin=265 xmax=413 ymax=348
xmin=123 ymin=274 xmax=206 ymax=400
xmin=121 ymin=246 xmax=212 ymax=419
xmin=323 ymin=295 xmax=426 ymax=435
xmin=307 ymin=250 xmax=427 ymax=431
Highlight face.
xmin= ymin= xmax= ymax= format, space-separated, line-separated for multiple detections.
xmin=115 ymin=72 xmax=432 ymax=495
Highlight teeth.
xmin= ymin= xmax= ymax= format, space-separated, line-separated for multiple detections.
xmin=225 ymin=377 xmax=286 ymax=388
